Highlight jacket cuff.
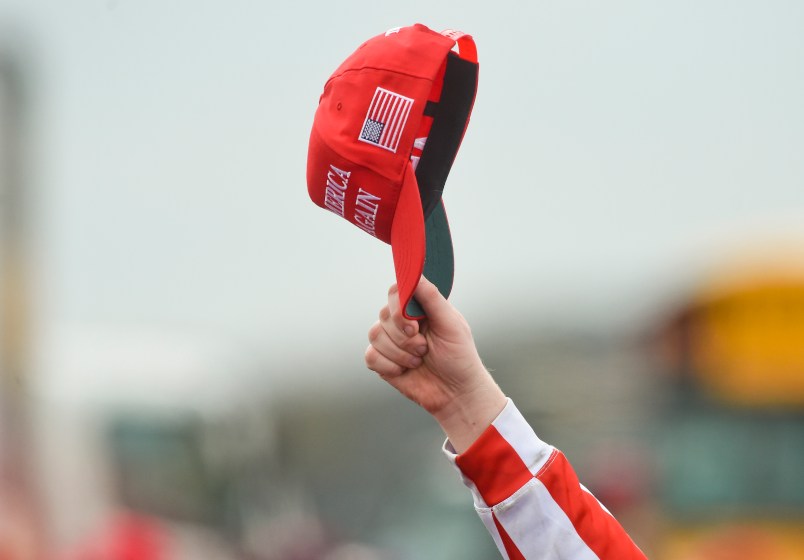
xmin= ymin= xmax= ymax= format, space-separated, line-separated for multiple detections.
xmin=442 ymin=398 xmax=555 ymax=508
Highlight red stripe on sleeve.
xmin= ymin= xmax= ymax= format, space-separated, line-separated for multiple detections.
xmin=455 ymin=426 xmax=535 ymax=506
xmin=493 ymin=512 xmax=526 ymax=560
xmin=538 ymin=451 xmax=646 ymax=560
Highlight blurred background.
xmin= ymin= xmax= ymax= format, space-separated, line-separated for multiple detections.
xmin=1 ymin=1 xmax=803 ymax=558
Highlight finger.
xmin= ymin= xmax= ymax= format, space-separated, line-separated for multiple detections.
xmin=379 ymin=309 xmax=430 ymax=356
xmin=412 ymin=276 xmax=453 ymax=327
xmin=368 ymin=321 xmax=425 ymax=367
xmin=365 ymin=344 xmax=406 ymax=378
xmin=379 ymin=287 xmax=420 ymax=348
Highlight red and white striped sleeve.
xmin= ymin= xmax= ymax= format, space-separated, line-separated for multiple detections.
xmin=442 ymin=399 xmax=646 ymax=560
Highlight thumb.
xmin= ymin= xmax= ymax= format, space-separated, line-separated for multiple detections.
xmin=413 ymin=276 xmax=453 ymax=327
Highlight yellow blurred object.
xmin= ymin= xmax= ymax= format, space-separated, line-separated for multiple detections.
xmin=659 ymin=522 xmax=804 ymax=560
xmin=690 ymin=262 xmax=804 ymax=406
xmin=693 ymin=279 xmax=804 ymax=406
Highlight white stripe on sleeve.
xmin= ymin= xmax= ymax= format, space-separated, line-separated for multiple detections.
xmin=491 ymin=398 xmax=555 ymax=475
xmin=494 ymin=478 xmax=600 ymax=560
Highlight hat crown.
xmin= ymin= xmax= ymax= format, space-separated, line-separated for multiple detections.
xmin=307 ymin=24 xmax=455 ymax=242
xmin=306 ymin=24 xmax=478 ymax=319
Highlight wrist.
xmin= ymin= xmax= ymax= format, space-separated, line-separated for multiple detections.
xmin=434 ymin=368 xmax=507 ymax=454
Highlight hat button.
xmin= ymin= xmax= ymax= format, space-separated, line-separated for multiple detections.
xmin=336 ymin=102 xmax=343 ymax=111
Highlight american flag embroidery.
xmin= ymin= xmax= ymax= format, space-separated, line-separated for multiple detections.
xmin=358 ymin=87 xmax=414 ymax=153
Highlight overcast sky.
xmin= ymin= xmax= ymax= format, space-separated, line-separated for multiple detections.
xmin=2 ymin=1 xmax=803 ymax=402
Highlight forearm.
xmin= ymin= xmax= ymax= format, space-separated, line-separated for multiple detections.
xmin=432 ymin=365 xmax=507 ymax=454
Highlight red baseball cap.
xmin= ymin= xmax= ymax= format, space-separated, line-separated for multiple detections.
xmin=307 ymin=24 xmax=478 ymax=319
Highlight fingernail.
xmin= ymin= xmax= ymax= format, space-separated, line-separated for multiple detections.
xmin=415 ymin=345 xmax=428 ymax=356
xmin=409 ymin=356 xmax=422 ymax=367
xmin=403 ymin=326 xmax=414 ymax=336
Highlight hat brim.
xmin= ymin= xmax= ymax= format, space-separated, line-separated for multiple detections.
xmin=391 ymin=163 xmax=454 ymax=320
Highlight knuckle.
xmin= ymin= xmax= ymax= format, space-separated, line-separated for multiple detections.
xmin=367 ymin=322 xmax=381 ymax=343
xmin=379 ymin=306 xmax=390 ymax=322
xmin=364 ymin=346 xmax=378 ymax=369
xmin=455 ymin=312 xmax=472 ymax=335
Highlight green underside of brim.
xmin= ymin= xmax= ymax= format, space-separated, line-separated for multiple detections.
xmin=405 ymin=201 xmax=454 ymax=318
